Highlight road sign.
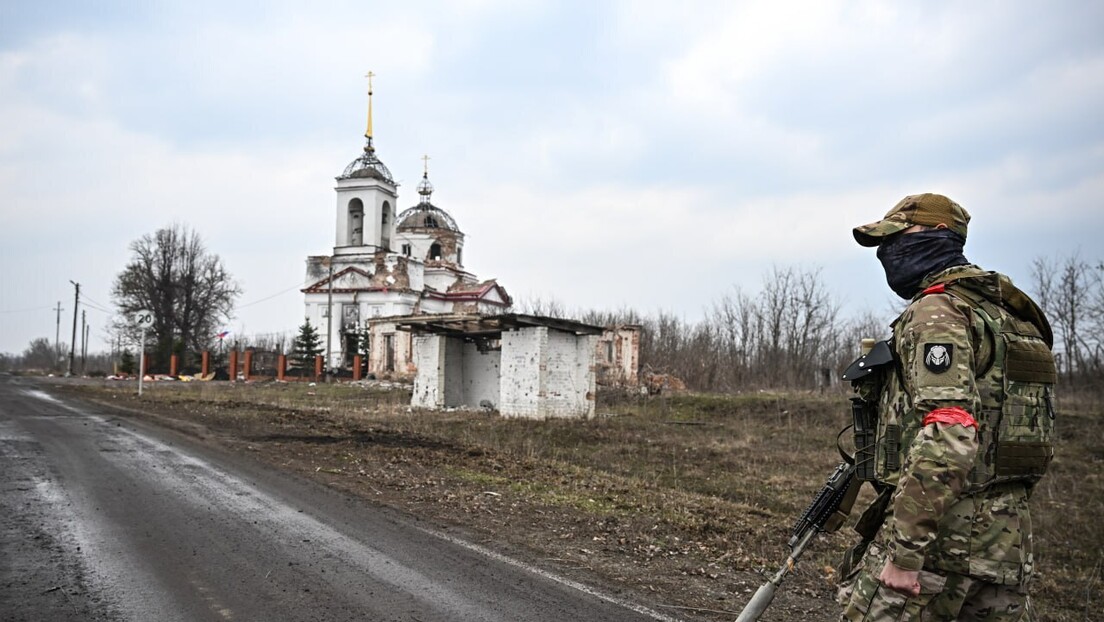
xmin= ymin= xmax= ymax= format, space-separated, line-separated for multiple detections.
xmin=134 ymin=310 xmax=154 ymax=329
xmin=133 ymin=310 xmax=154 ymax=396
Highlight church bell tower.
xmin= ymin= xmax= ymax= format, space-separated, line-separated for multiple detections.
xmin=333 ymin=71 xmax=398 ymax=255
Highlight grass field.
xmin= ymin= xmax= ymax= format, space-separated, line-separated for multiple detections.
xmin=63 ymin=379 xmax=1103 ymax=621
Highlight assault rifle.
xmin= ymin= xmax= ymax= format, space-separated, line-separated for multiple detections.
xmin=735 ymin=339 xmax=891 ymax=621
xmin=735 ymin=461 xmax=859 ymax=622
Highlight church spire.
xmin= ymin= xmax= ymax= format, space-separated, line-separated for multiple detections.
xmin=364 ymin=71 xmax=375 ymax=153
xmin=417 ymin=154 xmax=434 ymax=205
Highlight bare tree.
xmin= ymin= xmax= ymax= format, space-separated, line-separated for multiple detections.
xmin=1031 ymin=253 xmax=1101 ymax=380
xmin=111 ymin=224 xmax=242 ymax=372
xmin=21 ymin=338 xmax=59 ymax=371
xmin=514 ymin=295 xmax=569 ymax=319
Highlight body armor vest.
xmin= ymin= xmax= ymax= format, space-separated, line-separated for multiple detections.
xmin=948 ymin=281 xmax=1057 ymax=490
xmin=852 ymin=277 xmax=1057 ymax=492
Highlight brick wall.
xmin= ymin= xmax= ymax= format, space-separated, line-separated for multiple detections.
xmin=500 ymin=327 xmax=545 ymax=418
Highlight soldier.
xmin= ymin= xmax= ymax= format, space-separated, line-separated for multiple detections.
xmin=839 ymin=194 xmax=1057 ymax=621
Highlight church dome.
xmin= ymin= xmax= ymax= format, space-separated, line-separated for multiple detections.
xmin=396 ymin=204 xmax=459 ymax=232
xmin=338 ymin=141 xmax=394 ymax=183
xmin=396 ymin=169 xmax=460 ymax=232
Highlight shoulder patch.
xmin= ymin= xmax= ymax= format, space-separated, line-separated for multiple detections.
xmin=924 ymin=343 xmax=954 ymax=373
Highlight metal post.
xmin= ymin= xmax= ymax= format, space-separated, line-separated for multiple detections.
xmin=138 ymin=329 xmax=146 ymax=396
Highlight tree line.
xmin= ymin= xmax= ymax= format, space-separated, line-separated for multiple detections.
xmin=4 ymin=221 xmax=1101 ymax=394
xmin=523 ymin=260 xmax=1104 ymax=394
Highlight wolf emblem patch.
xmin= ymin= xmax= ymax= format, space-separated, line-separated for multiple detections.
xmin=924 ymin=343 xmax=953 ymax=374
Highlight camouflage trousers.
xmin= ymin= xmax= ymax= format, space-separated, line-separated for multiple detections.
xmin=839 ymin=557 xmax=1032 ymax=621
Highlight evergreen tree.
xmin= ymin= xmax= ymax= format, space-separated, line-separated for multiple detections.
xmin=120 ymin=349 xmax=136 ymax=375
xmin=291 ymin=319 xmax=323 ymax=370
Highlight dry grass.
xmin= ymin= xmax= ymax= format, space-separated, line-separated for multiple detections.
xmin=62 ymin=380 xmax=1102 ymax=621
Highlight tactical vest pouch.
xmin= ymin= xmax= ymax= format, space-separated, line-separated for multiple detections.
xmin=851 ymin=398 xmax=878 ymax=481
xmin=993 ymin=335 xmax=1057 ymax=480
xmin=883 ymin=424 xmax=901 ymax=472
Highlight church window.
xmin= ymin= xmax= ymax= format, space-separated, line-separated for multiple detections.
xmin=381 ymin=201 xmax=392 ymax=250
xmin=424 ymin=215 xmax=439 ymax=228
xmin=401 ymin=243 xmax=411 ymax=256
xmin=348 ymin=199 xmax=364 ymax=246
xmin=457 ymin=247 xmax=462 ymax=265
xmin=429 ymin=242 xmax=442 ymax=261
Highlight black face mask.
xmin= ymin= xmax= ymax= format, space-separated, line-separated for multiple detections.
xmin=876 ymin=229 xmax=968 ymax=299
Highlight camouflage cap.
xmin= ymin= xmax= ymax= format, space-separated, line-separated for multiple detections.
xmin=853 ymin=193 xmax=971 ymax=247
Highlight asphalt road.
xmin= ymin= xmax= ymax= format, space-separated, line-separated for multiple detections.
xmin=0 ymin=377 xmax=679 ymax=622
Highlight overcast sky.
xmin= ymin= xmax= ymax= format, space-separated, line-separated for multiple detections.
xmin=2 ymin=0 xmax=1102 ymax=355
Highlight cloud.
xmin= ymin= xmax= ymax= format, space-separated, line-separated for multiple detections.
xmin=1 ymin=0 xmax=1103 ymax=354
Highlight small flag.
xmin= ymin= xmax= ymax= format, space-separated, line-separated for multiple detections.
xmin=217 ymin=331 xmax=230 ymax=339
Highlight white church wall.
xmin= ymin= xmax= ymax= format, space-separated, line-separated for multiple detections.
xmin=423 ymin=272 xmax=458 ymax=293
xmin=405 ymin=257 xmax=425 ymax=292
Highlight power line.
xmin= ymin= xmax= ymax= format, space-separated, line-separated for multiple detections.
xmin=82 ymin=294 xmax=113 ymax=313
xmin=234 ymin=279 xmax=312 ymax=311
xmin=80 ymin=301 xmax=113 ymax=314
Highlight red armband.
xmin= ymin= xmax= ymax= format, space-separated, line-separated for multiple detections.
xmin=923 ymin=407 xmax=977 ymax=429
xmin=922 ymin=283 xmax=946 ymax=295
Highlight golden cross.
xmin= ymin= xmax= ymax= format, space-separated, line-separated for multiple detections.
xmin=365 ymin=71 xmax=374 ymax=94
xmin=422 ymin=154 xmax=431 ymax=176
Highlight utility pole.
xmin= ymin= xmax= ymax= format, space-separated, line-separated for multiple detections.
xmin=54 ymin=301 xmax=63 ymax=371
xmin=67 ymin=281 xmax=80 ymax=376
xmin=325 ymin=256 xmax=334 ymax=383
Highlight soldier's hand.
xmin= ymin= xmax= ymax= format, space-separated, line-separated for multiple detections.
xmin=878 ymin=559 xmax=921 ymax=598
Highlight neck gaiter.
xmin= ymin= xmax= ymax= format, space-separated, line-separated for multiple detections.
xmin=876 ymin=229 xmax=968 ymax=299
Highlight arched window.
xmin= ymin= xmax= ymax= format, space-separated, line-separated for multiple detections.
xmin=348 ymin=198 xmax=364 ymax=246
xmin=424 ymin=215 xmax=439 ymax=228
xmin=381 ymin=201 xmax=392 ymax=250
xmin=429 ymin=242 xmax=442 ymax=261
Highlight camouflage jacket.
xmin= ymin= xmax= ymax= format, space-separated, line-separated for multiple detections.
xmin=871 ymin=264 xmax=1042 ymax=585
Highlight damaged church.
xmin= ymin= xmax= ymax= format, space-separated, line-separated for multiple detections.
xmin=301 ymin=80 xmax=639 ymax=416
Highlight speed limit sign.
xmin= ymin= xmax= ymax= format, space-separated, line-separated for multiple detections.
xmin=133 ymin=309 xmax=154 ymax=328
xmin=134 ymin=310 xmax=155 ymax=395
